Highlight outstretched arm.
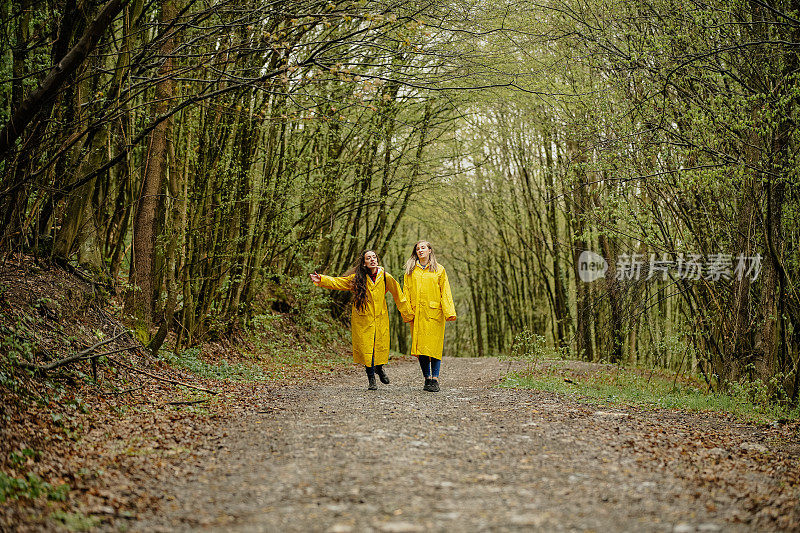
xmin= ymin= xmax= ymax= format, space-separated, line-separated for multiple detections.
xmin=403 ymin=272 xmax=414 ymax=308
xmin=312 ymin=272 xmax=355 ymax=291
xmin=386 ymin=274 xmax=414 ymax=322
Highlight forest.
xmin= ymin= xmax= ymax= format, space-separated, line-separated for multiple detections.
xmin=2 ymin=0 xmax=799 ymax=405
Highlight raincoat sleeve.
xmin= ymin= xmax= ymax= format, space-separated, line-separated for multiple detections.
xmin=386 ymin=273 xmax=414 ymax=322
xmin=315 ymin=273 xmax=355 ymax=291
xmin=440 ymin=267 xmax=456 ymax=321
xmin=403 ymin=272 xmax=415 ymax=310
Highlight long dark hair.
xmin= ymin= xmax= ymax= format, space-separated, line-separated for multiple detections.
xmin=345 ymin=250 xmax=377 ymax=312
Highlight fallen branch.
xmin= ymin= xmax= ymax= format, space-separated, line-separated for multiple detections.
xmin=22 ymin=331 xmax=129 ymax=371
xmin=107 ymin=356 xmax=219 ymax=395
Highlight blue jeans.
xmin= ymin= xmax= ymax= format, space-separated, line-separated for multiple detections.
xmin=418 ymin=355 xmax=441 ymax=378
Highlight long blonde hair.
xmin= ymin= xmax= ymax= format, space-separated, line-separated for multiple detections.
xmin=404 ymin=240 xmax=438 ymax=275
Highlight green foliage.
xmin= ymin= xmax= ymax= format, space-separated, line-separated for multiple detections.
xmin=2 ymin=0 xmax=797 ymax=403
xmin=9 ymin=448 xmax=38 ymax=467
xmin=501 ymin=331 xmax=568 ymax=372
xmin=158 ymin=347 xmax=265 ymax=382
xmin=727 ymin=365 xmax=795 ymax=416
xmin=244 ymin=309 xmax=350 ymax=380
xmin=0 ymin=321 xmax=35 ymax=363
xmin=0 ymin=471 xmax=69 ymax=503
xmin=647 ymin=333 xmax=697 ymax=371
xmin=259 ymin=347 xmax=351 ymax=381
xmin=50 ymin=510 xmax=102 ymax=532
xmin=502 ymin=360 xmax=800 ymax=423
xmin=291 ymin=276 xmax=334 ymax=330
xmin=0 ymin=321 xmax=36 ymax=396
xmin=33 ymin=297 xmax=55 ymax=308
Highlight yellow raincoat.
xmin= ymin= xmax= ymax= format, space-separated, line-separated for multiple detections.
xmin=315 ymin=268 xmax=413 ymax=366
xmin=404 ymin=262 xmax=456 ymax=360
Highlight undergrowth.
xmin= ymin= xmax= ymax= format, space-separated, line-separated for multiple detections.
xmin=502 ymin=359 xmax=800 ymax=423
xmin=157 ymin=299 xmax=351 ymax=383
xmin=158 ymin=347 xmax=266 ymax=381
xmin=0 ymin=471 xmax=69 ymax=503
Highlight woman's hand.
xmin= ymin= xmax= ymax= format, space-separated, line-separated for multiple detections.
xmin=310 ymin=272 xmax=321 ymax=284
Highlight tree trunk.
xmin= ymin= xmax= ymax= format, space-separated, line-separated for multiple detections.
xmin=125 ymin=0 xmax=176 ymax=332
xmin=0 ymin=0 xmax=127 ymax=161
xmin=570 ymin=144 xmax=593 ymax=361
xmin=542 ymin=128 xmax=570 ymax=348
xmin=148 ymin=118 xmax=183 ymax=356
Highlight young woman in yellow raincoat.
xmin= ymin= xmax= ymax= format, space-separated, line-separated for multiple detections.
xmin=403 ymin=240 xmax=456 ymax=392
xmin=311 ymin=250 xmax=413 ymax=390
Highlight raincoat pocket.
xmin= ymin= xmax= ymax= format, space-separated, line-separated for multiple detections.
xmin=427 ymin=300 xmax=442 ymax=319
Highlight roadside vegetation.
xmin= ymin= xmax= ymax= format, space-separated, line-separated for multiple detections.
xmin=0 ymin=256 xmax=352 ymax=531
xmin=500 ymin=332 xmax=800 ymax=424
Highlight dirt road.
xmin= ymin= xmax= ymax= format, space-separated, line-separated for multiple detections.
xmin=130 ymin=358 xmax=797 ymax=532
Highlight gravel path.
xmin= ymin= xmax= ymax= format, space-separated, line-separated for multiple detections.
xmin=131 ymin=357 xmax=794 ymax=532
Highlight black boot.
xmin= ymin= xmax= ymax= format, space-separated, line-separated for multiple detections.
xmin=429 ymin=379 xmax=440 ymax=392
xmin=423 ymin=378 xmax=433 ymax=391
xmin=376 ymin=365 xmax=390 ymax=384
xmin=368 ymin=374 xmax=378 ymax=390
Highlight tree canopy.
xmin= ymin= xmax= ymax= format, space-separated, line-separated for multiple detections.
xmin=2 ymin=0 xmax=798 ymax=402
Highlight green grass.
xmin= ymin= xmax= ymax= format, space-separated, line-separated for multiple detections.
xmin=50 ymin=510 xmax=102 ymax=532
xmin=242 ymin=311 xmax=352 ymax=380
xmin=0 ymin=471 xmax=69 ymax=503
xmin=158 ymin=314 xmax=352 ymax=383
xmin=159 ymin=347 xmax=267 ymax=381
xmin=158 ymin=344 xmax=350 ymax=383
xmin=257 ymin=347 xmax=351 ymax=380
xmin=501 ymin=359 xmax=800 ymax=423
